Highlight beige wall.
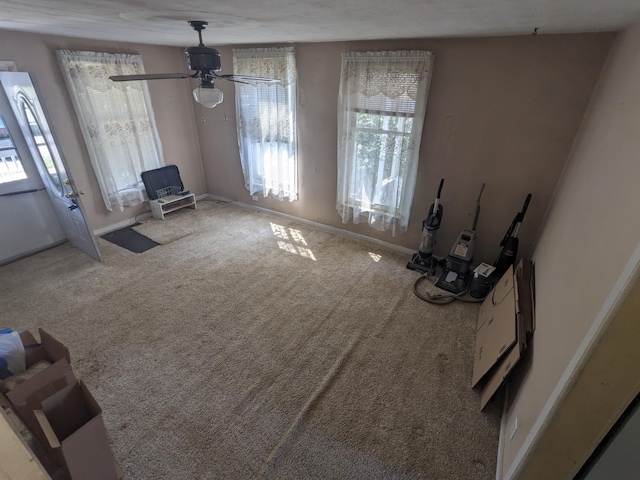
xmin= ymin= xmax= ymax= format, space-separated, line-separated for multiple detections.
xmin=501 ymin=22 xmax=640 ymax=479
xmin=0 ymin=30 xmax=204 ymax=233
xmin=0 ymin=30 xmax=612 ymax=259
xmin=198 ymin=34 xmax=613 ymax=262
xmin=0 ymin=28 xmax=627 ymax=476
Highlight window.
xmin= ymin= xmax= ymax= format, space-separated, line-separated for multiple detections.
xmin=0 ymin=117 xmax=26 ymax=184
xmin=337 ymin=51 xmax=433 ymax=235
xmin=56 ymin=51 xmax=164 ymax=212
xmin=18 ymin=94 xmax=64 ymax=193
xmin=232 ymin=47 xmax=297 ymax=201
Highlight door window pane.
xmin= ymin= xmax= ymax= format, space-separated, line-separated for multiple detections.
xmin=0 ymin=115 xmax=27 ymax=184
xmin=19 ymin=99 xmax=62 ymax=193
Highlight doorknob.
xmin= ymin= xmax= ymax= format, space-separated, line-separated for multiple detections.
xmin=65 ymin=191 xmax=84 ymax=198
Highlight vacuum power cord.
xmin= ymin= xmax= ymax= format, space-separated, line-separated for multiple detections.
xmin=412 ymin=273 xmax=486 ymax=305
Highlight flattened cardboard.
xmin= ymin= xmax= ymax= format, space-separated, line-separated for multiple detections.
xmin=515 ymin=259 xmax=535 ymax=338
xmin=480 ymin=340 xmax=522 ymax=409
xmin=476 ymin=267 xmax=515 ymax=330
xmin=35 ymin=381 xmax=118 ymax=480
xmin=480 ymin=309 xmax=529 ymax=409
xmin=471 ymin=265 xmax=517 ymax=387
xmin=473 ymin=259 xmax=535 ymax=410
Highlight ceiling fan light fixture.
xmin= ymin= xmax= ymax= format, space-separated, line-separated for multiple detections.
xmin=193 ymin=85 xmax=223 ymax=108
xmin=108 ymin=21 xmax=278 ymax=103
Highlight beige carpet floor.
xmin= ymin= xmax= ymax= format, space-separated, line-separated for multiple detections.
xmin=0 ymin=200 xmax=501 ymax=479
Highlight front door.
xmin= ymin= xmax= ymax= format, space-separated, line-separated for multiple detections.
xmin=0 ymin=72 xmax=102 ymax=261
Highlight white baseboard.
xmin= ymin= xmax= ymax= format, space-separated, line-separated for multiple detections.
xmin=92 ymin=194 xmax=416 ymax=257
xmin=496 ymin=387 xmax=509 ymax=479
xmin=1 ymin=239 xmax=67 ymax=266
xmin=93 ymin=218 xmax=137 ymax=237
xmin=94 ymin=194 xmax=211 ymax=237
xmin=205 ymin=194 xmax=415 ymax=256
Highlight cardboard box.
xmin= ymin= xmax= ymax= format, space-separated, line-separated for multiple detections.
xmin=471 ymin=259 xmax=535 ymax=409
xmin=0 ymin=329 xmax=71 ymax=408
xmin=1 ymin=329 xmax=123 ymax=479
xmin=34 ymin=380 xmax=119 ymax=480
xmin=7 ymin=359 xmax=77 ymax=448
xmin=23 ymin=329 xmax=70 ymax=369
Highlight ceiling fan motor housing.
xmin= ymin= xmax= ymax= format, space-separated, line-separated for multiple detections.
xmin=185 ymin=46 xmax=222 ymax=72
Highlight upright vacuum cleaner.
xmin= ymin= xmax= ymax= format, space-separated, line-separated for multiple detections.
xmin=435 ymin=183 xmax=486 ymax=294
xmin=407 ymin=179 xmax=444 ymax=275
xmin=493 ymin=193 xmax=532 ymax=277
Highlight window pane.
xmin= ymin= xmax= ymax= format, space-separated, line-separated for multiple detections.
xmin=336 ymin=50 xmax=433 ymax=235
xmin=353 ymin=111 xmax=413 ymax=211
xmin=0 ymin=116 xmax=27 ymax=184
xmin=20 ymin=100 xmax=62 ymax=193
xmin=233 ymin=47 xmax=297 ymax=201
xmin=57 ymin=50 xmax=164 ymax=212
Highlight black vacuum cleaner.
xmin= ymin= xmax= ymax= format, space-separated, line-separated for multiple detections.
xmin=493 ymin=193 xmax=532 ymax=277
xmin=407 ymin=179 xmax=444 ymax=275
xmin=435 ymin=183 xmax=486 ymax=294
xmin=468 ymin=192 xmax=532 ymax=298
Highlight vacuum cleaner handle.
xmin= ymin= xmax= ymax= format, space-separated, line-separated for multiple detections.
xmin=436 ymin=178 xmax=444 ymax=199
xmin=499 ymin=193 xmax=532 ymax=247
xmin=430 ymin=178 xmax=445 ymax=216
xmin=470 ymin=183 xmax=486 ymax=231
xmin=520 ymin=193 xmax=532 ymax=219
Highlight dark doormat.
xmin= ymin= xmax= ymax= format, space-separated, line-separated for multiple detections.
xmin=101 ymin=223 xmax=159 ymax=253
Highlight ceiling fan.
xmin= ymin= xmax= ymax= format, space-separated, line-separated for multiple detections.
xmin=109 ymin=20 xmax=280 ymax=108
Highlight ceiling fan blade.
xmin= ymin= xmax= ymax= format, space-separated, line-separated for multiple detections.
xmin=214 ymin=74 xmax=281 ymax=85
xmin=109 ymin=73 xmax=192 ymax=82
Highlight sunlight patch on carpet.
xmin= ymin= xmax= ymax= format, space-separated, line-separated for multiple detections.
xmin=271 ymin=222 xmax=317 ymax=261
xmin=368 ymin=252 xmax=382 ymax=262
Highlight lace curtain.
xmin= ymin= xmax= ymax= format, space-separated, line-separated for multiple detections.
xmin=232 ymin=47 xmax=297 ymax=201
xmin=56 ymin=51 xmax=164 ymax=212
xmin=337 ymin=51 xmax=433 ymax=235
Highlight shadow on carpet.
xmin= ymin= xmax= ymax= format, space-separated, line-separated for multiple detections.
xmin=101 ymin=223 xmax=159 ymax=253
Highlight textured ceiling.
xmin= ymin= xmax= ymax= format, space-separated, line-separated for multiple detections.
xmin=0 ymin=0 xmax=638 ymax=47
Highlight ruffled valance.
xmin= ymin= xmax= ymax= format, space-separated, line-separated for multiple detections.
xmin=341 ymin=50 xmax=433 ymax=100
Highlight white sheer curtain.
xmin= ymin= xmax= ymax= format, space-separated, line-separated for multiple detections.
xmin=56 ymin=51 xmax=164 ymax=212
xmin=337 ymin=51 xmax=433 ymax=236
xmin=233 ymin=47 xmax=297 ymax=201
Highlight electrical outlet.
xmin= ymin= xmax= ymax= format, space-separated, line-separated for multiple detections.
xmin=509 ymin=417 xmax=518 ymax=440
xmin=252 ymin=195 xmax=258 ymax=201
